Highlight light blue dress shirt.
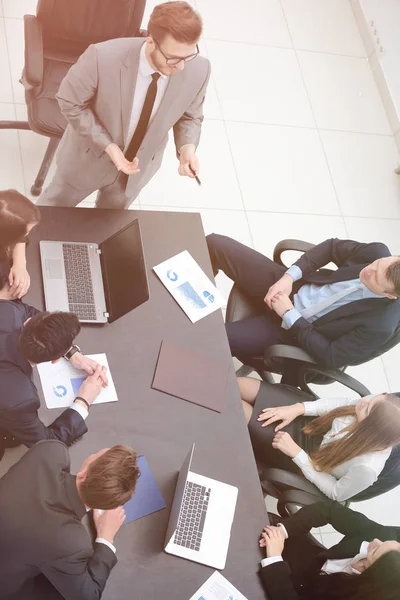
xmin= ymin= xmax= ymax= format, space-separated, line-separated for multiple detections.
xmin=282 ymin=265 xmax=383 ymax=329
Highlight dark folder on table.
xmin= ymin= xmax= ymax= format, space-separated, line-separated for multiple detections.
xmin=123 ymin=455 xmax=166 ymax=524
xmin=151 ymin=340 xmax=230 ymax=413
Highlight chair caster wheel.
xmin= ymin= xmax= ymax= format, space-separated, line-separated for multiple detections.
xmin=30 ymin=185 xmax=42 ymax=196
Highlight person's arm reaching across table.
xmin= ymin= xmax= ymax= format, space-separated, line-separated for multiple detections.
xmin=2 ymin=365 xmax=106 ymax=448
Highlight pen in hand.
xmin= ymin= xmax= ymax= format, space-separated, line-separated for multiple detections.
xmin=189 ymin=165 xmax=202 ymax=186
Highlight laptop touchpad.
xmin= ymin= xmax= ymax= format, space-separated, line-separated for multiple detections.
xmin=45 ymin=259 xmax=63 ymax=279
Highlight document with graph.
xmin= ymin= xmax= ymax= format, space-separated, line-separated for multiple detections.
xmin=37 ymin=353 xmax=118 ymax=409
xmin=189 ymin=571 xmax=248 ymax=600
xmin=153 ymin=250 xmax=225 ymax=323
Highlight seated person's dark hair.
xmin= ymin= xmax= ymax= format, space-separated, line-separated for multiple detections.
xmin=386 ymin=259 xmax=400 ymax=297
xmin=0 ymin=259 xmax=11 ymax=290
xmin=18 ymin=312 xmax=81 ymax=364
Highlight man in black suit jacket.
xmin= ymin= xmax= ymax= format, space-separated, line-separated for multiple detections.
xmin=207 ymin=235 xmax=400 ymax=369
xmin=0 ymin=440 xmax=140 ymax=600
xmin=0 ymin=260 xmax=107 ymax=458
xmin=259 ymin=501 xmax=400 ymax=600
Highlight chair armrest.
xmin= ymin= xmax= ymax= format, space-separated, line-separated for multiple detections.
xmin=264 ymin=344 xmax=317 ymax=365
xmin=273 ymin=239 xmax=315 ymax=267
xmin=21 ymin=15 xmax=43 ymax=89
xmin=297 ymin=364 xmax=370 ymax=398
xmin=259 ymin=467 xmax=322 ymax=496
xmin=277 ymin=489 xmax=326 ymax=518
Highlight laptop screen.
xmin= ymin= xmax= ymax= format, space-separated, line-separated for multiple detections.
xmin=164 ymin=443 xmax=195 ymax=547
xmin=99 ymin=219 xmax=149 ymax=323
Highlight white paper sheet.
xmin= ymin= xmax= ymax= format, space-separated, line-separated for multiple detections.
xmin=189 ymin=571 xmax=248 ymax=600
xmin=153 ymin=250 xmax=226 ymax=323
xmin=36 ymin=353 xmax=118 ymax=409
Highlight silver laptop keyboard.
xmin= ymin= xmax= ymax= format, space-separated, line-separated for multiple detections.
xmin=62 ymin=244 xmax=97 ymax=321
xmin=174 ymin=482 xmax=211 ymax=552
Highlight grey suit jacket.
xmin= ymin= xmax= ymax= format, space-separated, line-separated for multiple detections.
xmin=0 ymin=440 xmax=116 ymax=600
xmin=55 ymin=37 xmax=211 ymax=195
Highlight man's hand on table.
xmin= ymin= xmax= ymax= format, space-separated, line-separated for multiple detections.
xmin=76 ymin=364 xmax=108 ymax=407
xmin=70 ymin=353 xmax=108 ymax=387
xmin=260 ymin=525 xmax=286 ymax=558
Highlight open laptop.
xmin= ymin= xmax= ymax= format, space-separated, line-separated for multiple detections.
xmin=39 ymin=219 xmax=149 ymax=323
xmin=164 ymin=443 xmax=238 ymax=569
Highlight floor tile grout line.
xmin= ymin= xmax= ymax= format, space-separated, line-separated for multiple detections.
xmin=278 ymin=0 xmax=348 ymax=233
xmin=212 ymin=116 xmax=393 ymax=138
xmin=138 ymin=205 xmax=400 ymax=221
xmin=0 ymin=102 xmax=394 ymax=138
xmin=201 ymin=39 xmax=255 ymax=248
xmin=204 ymin=36 xmax=367 ymax=60
xmin=379 ymin=357 xmax=393 ymax=393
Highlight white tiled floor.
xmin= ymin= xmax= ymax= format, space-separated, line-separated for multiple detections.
xmin=1 ymin=0 xmax=400 ymax=542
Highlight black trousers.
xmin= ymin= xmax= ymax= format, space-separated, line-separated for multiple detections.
xmin=206 ymin=234 xmax=298 ymax=358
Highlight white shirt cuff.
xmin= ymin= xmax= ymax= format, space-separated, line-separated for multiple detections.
xmin=281 ymin=308 xmax=302 ymax=329
xmin=261 ymin=556 xmax=283 ymax=568
xmin=95 ymin=538 xmax=116 ymax=554
xmin=286 ymin=265 xmax=302 ymax=282
xmin=302 ymin=401 xmax=316 ymax=416
xmin=278 ymin=522 xmax=288 ymax=539
xmin=292 ymin=449 xmax=309 ymax=466
xmin=70 ymin=402 xmax=89 ymax=420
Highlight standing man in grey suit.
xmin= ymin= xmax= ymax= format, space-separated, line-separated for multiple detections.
xmin=39 ymin=1 xmax=210 ymax=209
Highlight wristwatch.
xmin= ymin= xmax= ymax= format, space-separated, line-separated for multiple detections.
xmin=64 ymin=344 xmax=81 ymax=361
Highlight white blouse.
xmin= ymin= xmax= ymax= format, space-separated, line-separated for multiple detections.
xmin=292 ymin=396 xmax=391 ymax=502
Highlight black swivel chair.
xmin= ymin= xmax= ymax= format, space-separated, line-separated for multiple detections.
xmin=0 ymin=0 xmax=146 ymax=196
xmin=255 ymin=380 xmax=400 ymax=518
xmin=227 ymin=239 xmax=400 ymax=397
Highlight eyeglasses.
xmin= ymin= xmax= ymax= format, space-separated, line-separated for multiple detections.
xmin=153 ymin=39 xmax=199 ymax=65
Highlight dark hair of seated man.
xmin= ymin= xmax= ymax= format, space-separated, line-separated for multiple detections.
xmin=18 ymin=311 xmax=81 ymax=364
xmin=78 ymin=445 xmax=141 ymax=510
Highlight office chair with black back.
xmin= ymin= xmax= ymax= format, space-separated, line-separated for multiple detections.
xmin=256 ymin=380 xmax=400 ymax=518
xmin=227 ymin=239 xmax=400 ymax=397
xmin=0 ymin=0 xmax=146 ymax=196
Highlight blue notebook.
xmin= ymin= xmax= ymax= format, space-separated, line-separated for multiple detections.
xmin=123 ymin=455 xmax=166 ymax=524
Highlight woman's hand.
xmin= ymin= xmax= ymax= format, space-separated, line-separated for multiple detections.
xmin=259 ymin=526 xmax=286 ymax=557
xmin=257 ymin=403 xmax=304 ymax=431
xmin=272 ymin=431 xmax=302 ymax=458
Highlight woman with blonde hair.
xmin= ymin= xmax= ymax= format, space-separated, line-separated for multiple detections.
xmin=239 ymin=377 xmax=400 ymax=502
xmin=0 ymin=189 xmax=40 ymax=298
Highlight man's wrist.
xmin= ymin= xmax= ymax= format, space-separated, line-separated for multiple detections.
xmin=97 ymin=532 xmax=114 ymax=545
xmin=179 ymin=143 xmax=195 ymax=154
xmin=74 ymin=397 xmax=90 ymax=411
xmin=64 ymin=345 xmax=81 ymax=361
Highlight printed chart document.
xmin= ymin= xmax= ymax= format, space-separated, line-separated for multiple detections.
xmin=153 ymin=250 xmax=225 ymax=323
xmin=37 ymin=353 xmax=118 ymax=409
xmin=189 ymin=571 xmax=248 ymax=600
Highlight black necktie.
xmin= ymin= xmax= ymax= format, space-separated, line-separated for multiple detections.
xmin=125 ymin=72 xmax=161 ymax=162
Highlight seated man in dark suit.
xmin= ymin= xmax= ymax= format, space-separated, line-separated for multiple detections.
xmin=0 ymin=440 xmax=140 ymax=600
xmin=260 ymin=500 xmax=400 ymax=600
xmin=0 ymin=259 xmax=107 ymax=458
xmin=207 ymin=235 xmax=400 ymax=369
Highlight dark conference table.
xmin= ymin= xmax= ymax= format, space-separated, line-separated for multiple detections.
xmin=27 ymin=207 xmax=269 ymax=600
